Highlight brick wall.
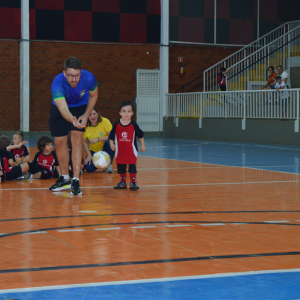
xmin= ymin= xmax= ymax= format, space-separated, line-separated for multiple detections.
xmin=169 ymin=44 xmax=240 ymax=93
xmin=30 ymin=42 xmax=160 ymax=131
xmin=0 ymin=41 xmax=20 ymax=131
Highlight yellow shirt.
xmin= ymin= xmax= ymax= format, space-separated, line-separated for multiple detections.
xmin=83 ymin=118 xmax=113 ymax=152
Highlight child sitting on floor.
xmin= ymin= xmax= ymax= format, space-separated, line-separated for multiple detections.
xmin=30 ymin=136 xmax=60 ymax=179
xmin=11 ymin=132 xmax=30 ymax=165
xmin=0 ymin=135 xmax=31 ymax=182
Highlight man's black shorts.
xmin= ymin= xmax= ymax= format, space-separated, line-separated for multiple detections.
xmin=49 ymin=104 xmax=87 ymax=137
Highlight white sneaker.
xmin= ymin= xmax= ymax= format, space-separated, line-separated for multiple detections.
xmin=106 ymin=165 xmax=114 ymax=173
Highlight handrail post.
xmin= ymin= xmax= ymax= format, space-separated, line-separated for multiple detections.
xmin=242 ymin=91 xmax=246 ymax=130
xmin=295 ymin=90 xmax=299 ymax=133
xmin=203 ymin=71 xmax=206 ymax=92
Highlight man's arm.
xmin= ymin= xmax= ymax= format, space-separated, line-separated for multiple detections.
xmin=55 ymin=98 xmax=85 ymax=129
xmin=78 ymin=88 xmax=98 ymax=127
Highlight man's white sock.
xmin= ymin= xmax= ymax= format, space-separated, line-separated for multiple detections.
xmin=73 ymin=177 xmax=79 ymax=181
xmin=62 ymin=175 xmax=70 ymax=180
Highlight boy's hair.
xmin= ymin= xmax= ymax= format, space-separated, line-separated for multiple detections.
xmin=276 ymin=75 xmax=282 ymax=80
xmin=37 ymin=136 xmax=53 ymax=152
xmin=0 ymin=135 xmax=11 ymax=149
xmin=220 ymin=67 xmax=227 ymax=72
xmin=119 ymin=101 xmax=135 ymax=112
xmin=67 ymin=136 xmax=72 ymax=150
xmin=268 ymin=66 xmax=274 ymax=71
xmin=87 ymin=108 xmax=103 ymax=127
xmin=14 ymin=131 xmax=24 ymax=141
xmin=64 ymin=57 xmax=82 ymax=71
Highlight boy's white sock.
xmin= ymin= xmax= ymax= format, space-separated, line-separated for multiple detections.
xmin=62 ymin=175 xmax=70 ymax=180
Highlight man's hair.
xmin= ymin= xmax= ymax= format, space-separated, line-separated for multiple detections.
xmin=119 ymin=101 xmax=135 ymax=112
xmin=268 ymin=66 xmax=274 ymax=71
xmin=37 ymin=136 xmax=53 ymax=152
xmin=64 ymin=57 xmax=82 ymax=71
xmin=87 ymin=108 xmax=103 ymax=127
xmin=0 ymin=135 xmax=11 ymax=149
xmin=14 ymin=131 xmax=24 ymax=141
xmin=220 ymin=67 xmax=226 ymax=72
xmin=67 ymin=136 xmax=72 ymax=150
xmin=276 ymin=75 xmax=282 ymax=80
xmin=277 ymin=65 xmax=283 ymax=69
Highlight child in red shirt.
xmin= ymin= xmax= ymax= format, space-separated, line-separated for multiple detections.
xmin=109 ymin=101 xmax=146 ymax=190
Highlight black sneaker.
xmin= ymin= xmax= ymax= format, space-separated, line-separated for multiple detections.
xmin=114 ymin=182 xmax=127 ymax=189
xmin=49 ymin=176 xmax=71 ymax=192
xmin=16 ymin=172 xmax=31 ymax=181
xmin=71 ymin=179 xmax=82 ymax=195
xmin=130 ymin=182 xmax=139 ymax=191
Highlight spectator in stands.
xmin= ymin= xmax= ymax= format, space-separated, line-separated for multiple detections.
xmin=277 ymin=65 xmax=290 ymax=88
xmin=218 ymin=67 xmax=230 ymax=91
xmin=260 ymin=66 xmax=277 ymax=90
xmin=275 ymin=76 xmax=289 ymax=120
xmin=83 ymin=108 xmax=115 ymax=173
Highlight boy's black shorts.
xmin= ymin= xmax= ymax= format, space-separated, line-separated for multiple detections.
xmin=49 ymin=104 xmax=87 ymax=137
xmin=5 ymin=166 xmax=23 ymax=181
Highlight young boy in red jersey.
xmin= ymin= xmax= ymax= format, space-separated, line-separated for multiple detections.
xmin=0 ymin=135 xmax=31 ymax=182
xmin=109 ymin=101 xmax=146 ymax=190
xmin=11 ymin=132 xmax=30 ymax=165
xmin=30 ymin=136 xmax=60 ymax=180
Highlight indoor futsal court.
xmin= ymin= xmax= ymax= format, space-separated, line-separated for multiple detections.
xmin=1 ymin=137 xmax=300 ymax=299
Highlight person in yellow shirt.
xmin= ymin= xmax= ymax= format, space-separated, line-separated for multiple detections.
xmin=83 ymin=108 xmax=115 ymax=173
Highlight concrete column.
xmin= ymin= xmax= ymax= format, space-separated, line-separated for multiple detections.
xmin=20 ymin=0 xmax=30 ymax=132
xmin=257 ymin=0 xmax=260 ymax=40
xmin=214 ymin=0 xmax=217 ymax=44
xmin=160 ymin=0 xmax=169 ymax=131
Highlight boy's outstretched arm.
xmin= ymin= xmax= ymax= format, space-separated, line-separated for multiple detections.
xmin=6 ymin=141 xmax=27 ymax=151
xmin=139 ymin=138 xmax=146 ymax=152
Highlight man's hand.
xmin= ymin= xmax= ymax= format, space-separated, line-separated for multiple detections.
xmin=78 ymin=114 xmax=88 ymax=128
xmin=73 ymin=116 xmax=86 ymax=129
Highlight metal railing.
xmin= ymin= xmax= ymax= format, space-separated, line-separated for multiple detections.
xmin=166 ymin=89 xmax=300 ymax=130
xmin=203 ymin=21 xmax=300 ymax=92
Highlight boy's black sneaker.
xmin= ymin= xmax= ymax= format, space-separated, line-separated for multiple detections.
xmin=49 ymin=176 xmax=71 ymax=192
xmin=130 ymin=182 xmax=139 ymax=191
xmin=16 ymin=172 xmax=31 ymax=181
xmin=114 ymin=182 xmax=127 ymax=189
xmin=71 ymin=179 xmax=82 ymax=195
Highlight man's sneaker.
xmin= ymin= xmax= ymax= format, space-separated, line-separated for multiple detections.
xmin=49 ymin=176 xmax=71 ymax=192
xmin=71 ymin=179 xmax=82 ymax=195
xmin=130 ymin=182 xmax=139 ymax=191
xmin=114 ymin=182 xmax=127 ymax=189
xmin=16 ymin=172 xmax=31 ymax=181
xmin=107 ymin=165 xmax=114 ymax=174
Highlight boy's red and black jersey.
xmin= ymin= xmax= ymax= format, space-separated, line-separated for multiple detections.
xmin=109 ymin=120 xmax=144 ymax=164
xmin=13 ymin=145 xmax=29 ymax=160
xmin=32 ymin=150 xmax=59 ymax=171
xmin=0 ymin=147 xmax=14 ymax=181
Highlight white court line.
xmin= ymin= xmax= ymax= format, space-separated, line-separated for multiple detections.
xmin=78 ymin=211 xmax=97 ymax=213
xmin=94 ymin=227 xmax=121 ymax=231
xmin=0 ymin=233 xmax=7 ymax=235
xmin=232 ymin=223 xmax=250 ymax=225
xmin=165 ymin=224 xmax=192 ymax=227
xmin=57 ymin=229 xmax=85 ymax=232
xmin=131 ymin=226 xmax=157 ymax=229
xmin=264 ymin=221 xmax=290 ymax=223
xmin=295 ymin=220 xmax=300 ymax=222
xmin=1 ymin=268 xmax=300 ymax=294
xmin=1 ymin=180 xmax=300 ymax=191
xmin=24 ymin=231 xmax=47 ymax=234
xmin=199 ymin=223 xmax=225 ymax=226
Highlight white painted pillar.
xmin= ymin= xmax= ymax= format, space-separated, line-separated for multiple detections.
xmin=214 ymin=0 xmax=217 ymax=44
xmin=160 ymin=0 xmax=169 ymax=132
xmin=257 ymin=0 xmax=260 ymax=40
xmin=20 ymin=0 xmax=30 ymax=132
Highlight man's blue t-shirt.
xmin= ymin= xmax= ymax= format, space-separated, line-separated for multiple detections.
xmin=51 ymin=69 xmax=98 ymax=108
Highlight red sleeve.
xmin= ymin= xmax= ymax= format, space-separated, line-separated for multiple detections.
xmin=218 ymin=74 xmax=221 ymax=85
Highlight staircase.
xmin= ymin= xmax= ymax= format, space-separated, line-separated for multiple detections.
xmin=204 ymin=21 xmax=300 ymax=92
xmin=175 ymin=21 xmax=300 ymax=93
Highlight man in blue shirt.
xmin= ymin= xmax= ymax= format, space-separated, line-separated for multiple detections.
xmin=48 ymin=57 xmax=98 ymax=195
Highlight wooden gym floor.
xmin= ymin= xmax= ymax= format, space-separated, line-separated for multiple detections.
xmin=0 ymin=138 xmax=300 ymax=299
